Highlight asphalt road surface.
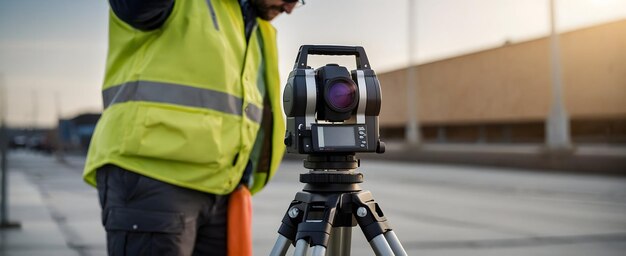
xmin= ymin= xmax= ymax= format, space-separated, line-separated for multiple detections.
xmin=3 ymin=151 xmax=625 ymax=256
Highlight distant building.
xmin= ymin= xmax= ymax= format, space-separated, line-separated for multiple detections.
xmin=378 ymin=19 xmax=626 ymax=144
xmin=59 ymin=113 xmax=100 ymax=152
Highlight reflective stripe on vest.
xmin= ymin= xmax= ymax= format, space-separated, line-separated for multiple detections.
xmin=102 ymin=81 xmax=263 ymax=123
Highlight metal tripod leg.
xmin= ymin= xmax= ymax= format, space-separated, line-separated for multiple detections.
xmin=273 ymin=226 xmax=356 ymax=256
xmin=311 ymin=245 xmax=326 ymax=256
xmin=327 ymin=227 xmax=352 ymax=255
xmin=385 ymin=231 xmax=408 ymax=256
xmin=270 ymin=235 xmax=292 ymax=256
xmin=368 ymin=231 xmax=408 ymax=256
xmin=277 ymin=239 xmax=326 ymax=256
xmin=370 ymin=234 xmax=395 ymax=256
xmin=294 ymin=239 xmax=309 ymax=256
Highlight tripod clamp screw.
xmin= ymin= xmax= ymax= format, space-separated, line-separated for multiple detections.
xmin=288 ymin=207 xmax=300 ymax=218
xmin=356 ymin=207 xmax=368 ymax=217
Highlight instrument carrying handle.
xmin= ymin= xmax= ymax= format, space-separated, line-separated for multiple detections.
xmin=293 ymin=45 xmax=371 ymax=70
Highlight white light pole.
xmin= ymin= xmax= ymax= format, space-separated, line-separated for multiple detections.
xmin=546 ymin=0 xmax=572 ymax=151
xmin=32 ymin=90 xmax=38 ymax=129
xmin=0 ymin=75 xmax=5 ymax=127
xmin=405 ymin=0 xmax=422 ymax=146
xmin=0 ymin=74 xmax=8 ymax=225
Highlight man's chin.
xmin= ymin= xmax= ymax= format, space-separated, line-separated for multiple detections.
xmin=259 ymin=10 xmax=281 ymax=21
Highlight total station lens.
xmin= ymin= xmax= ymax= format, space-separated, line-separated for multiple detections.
xmin=327 ymin=81 xmax=356 ymax=110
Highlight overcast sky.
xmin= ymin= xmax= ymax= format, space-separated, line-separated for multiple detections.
xmin=1 ymin=0 xmax=625 ymax=127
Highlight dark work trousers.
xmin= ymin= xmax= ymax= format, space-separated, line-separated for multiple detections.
xmin=96 ymin=165 xmax=229 ymax=256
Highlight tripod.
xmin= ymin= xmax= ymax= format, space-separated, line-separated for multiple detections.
xmin=269 ymin=154 xmax=407 ymax=256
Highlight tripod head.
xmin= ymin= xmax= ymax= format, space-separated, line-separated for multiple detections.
xmin=299 ymin=153 xmax=364 ymax=193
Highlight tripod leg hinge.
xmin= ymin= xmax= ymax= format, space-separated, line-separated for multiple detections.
xmin=277 ymin=201 xmax=305 ymax=242
xmin=352 ymin=191 xmax=393 ymax=242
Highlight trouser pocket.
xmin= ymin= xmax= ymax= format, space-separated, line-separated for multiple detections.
xmin=104 ymin=208 xmax=185 ymax=256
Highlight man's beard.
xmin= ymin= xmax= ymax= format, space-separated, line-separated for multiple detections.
xmin=250 ymin=0 xmax=284 ymax=21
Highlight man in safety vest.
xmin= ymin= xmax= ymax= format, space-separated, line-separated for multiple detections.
xmin=83 ymin=0 xmax=303 ymax=255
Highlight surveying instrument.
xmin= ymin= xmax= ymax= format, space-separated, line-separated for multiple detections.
xmin=270 ymin=45 xmax=407 ymax=256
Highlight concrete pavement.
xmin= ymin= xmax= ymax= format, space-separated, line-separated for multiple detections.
xmin=0 ymin=168 xmax=78 ymax=256
xmin=1 ymin=147 xmax=625 ymax=255
xmin=0 ymin=152 xmax=104 ymax=256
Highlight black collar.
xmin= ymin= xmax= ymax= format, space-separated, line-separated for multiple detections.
xmin=239 ymin=0 xmax=258 ymax=40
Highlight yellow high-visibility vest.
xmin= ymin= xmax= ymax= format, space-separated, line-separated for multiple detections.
xmin=83 ymin=0 xmax=285 ymax=195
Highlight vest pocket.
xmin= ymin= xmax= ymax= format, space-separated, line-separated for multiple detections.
xmin=122 ymin=104 xmax=223 ymax=165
